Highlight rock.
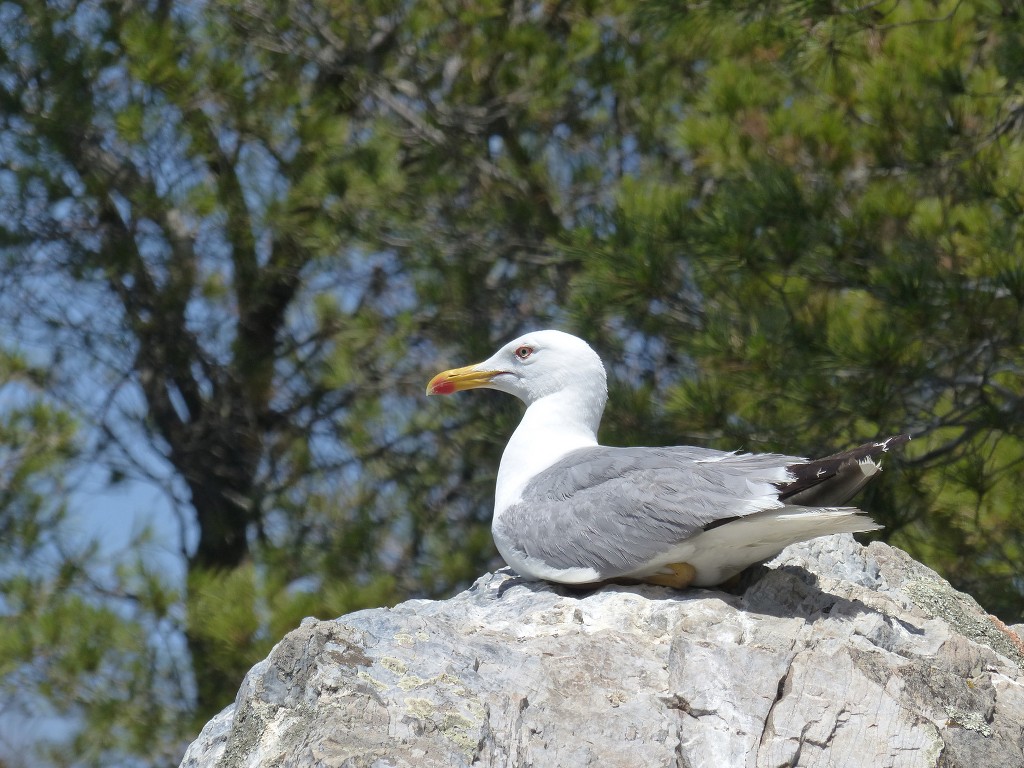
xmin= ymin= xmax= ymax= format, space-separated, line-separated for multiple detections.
xmin=180 ymin=536 xmax=1024 ymax=768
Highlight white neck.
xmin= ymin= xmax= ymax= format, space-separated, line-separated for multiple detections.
xmin=493 ymin=386 xmax=604 ymax=516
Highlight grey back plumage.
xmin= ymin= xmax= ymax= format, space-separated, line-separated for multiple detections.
xmin=494 ymin=446 xmax=800 ymax=577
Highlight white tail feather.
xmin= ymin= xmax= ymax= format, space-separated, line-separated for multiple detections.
xmin=629 ymin=507 xmax=880 ymax=587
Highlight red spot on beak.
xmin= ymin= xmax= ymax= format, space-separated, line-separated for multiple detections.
xmin=430 ymin=379 xmax=456 ymax=395
xmin=426 ymin=364 xmax=498 ymax=396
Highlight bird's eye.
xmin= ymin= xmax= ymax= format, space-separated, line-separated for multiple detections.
xmin=514 ymin=345 xmax=533 ymax=360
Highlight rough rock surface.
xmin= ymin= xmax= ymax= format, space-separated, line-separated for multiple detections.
xmin=181 ymin=536 xmax=1024 ymax=768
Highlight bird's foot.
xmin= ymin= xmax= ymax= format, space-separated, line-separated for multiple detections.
xmin=495 ymin=573 xmax=530 ymax=598
xmin=641 ymin=562 xmax=697 ymax=590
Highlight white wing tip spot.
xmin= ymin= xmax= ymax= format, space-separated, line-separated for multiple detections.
xmin=859 ymin=457 xmax=881 ymax=477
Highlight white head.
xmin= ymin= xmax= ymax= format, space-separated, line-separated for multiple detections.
xmin=426 ymin=330 xmax=608 ymax=409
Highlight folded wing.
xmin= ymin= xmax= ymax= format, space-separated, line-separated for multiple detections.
xmin=495 ymin=446 xmax=799 ymax=578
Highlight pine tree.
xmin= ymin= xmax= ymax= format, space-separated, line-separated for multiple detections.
xmin=1 ymin=1 xmax=1022 ymax=764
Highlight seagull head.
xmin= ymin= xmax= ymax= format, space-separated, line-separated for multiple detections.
xmin=426 ymin=329 xmax=608 ymax=408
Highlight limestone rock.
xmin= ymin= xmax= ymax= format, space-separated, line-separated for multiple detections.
xmin=180 ymin=537 xmax=1024 ymax=767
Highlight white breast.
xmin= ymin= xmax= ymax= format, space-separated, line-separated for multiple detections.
xmin=492 ymin=388 xmax=601 ymax=517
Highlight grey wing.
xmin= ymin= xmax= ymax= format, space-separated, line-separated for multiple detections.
xmin=495 ymin=446 xmax=802 ymax=578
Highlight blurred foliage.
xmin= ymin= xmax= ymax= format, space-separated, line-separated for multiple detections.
xmin=0 ymin=0 xmax=1022 ymax=763
xmin=0 ymin=353 xmax=185 ymax=766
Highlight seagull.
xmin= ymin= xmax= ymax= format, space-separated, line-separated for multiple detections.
xmin=427 ymin=330 xmax=907 ymax=589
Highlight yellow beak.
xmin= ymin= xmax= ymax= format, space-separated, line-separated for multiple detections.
xmin=426 ymin=364 xmax=502 ymax=396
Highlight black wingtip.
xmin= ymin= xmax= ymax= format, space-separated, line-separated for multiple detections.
xmin=871 ymin=433 xmax=912 ymax=452
xmin=777 ymin=433 xmax=911 ymax=506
